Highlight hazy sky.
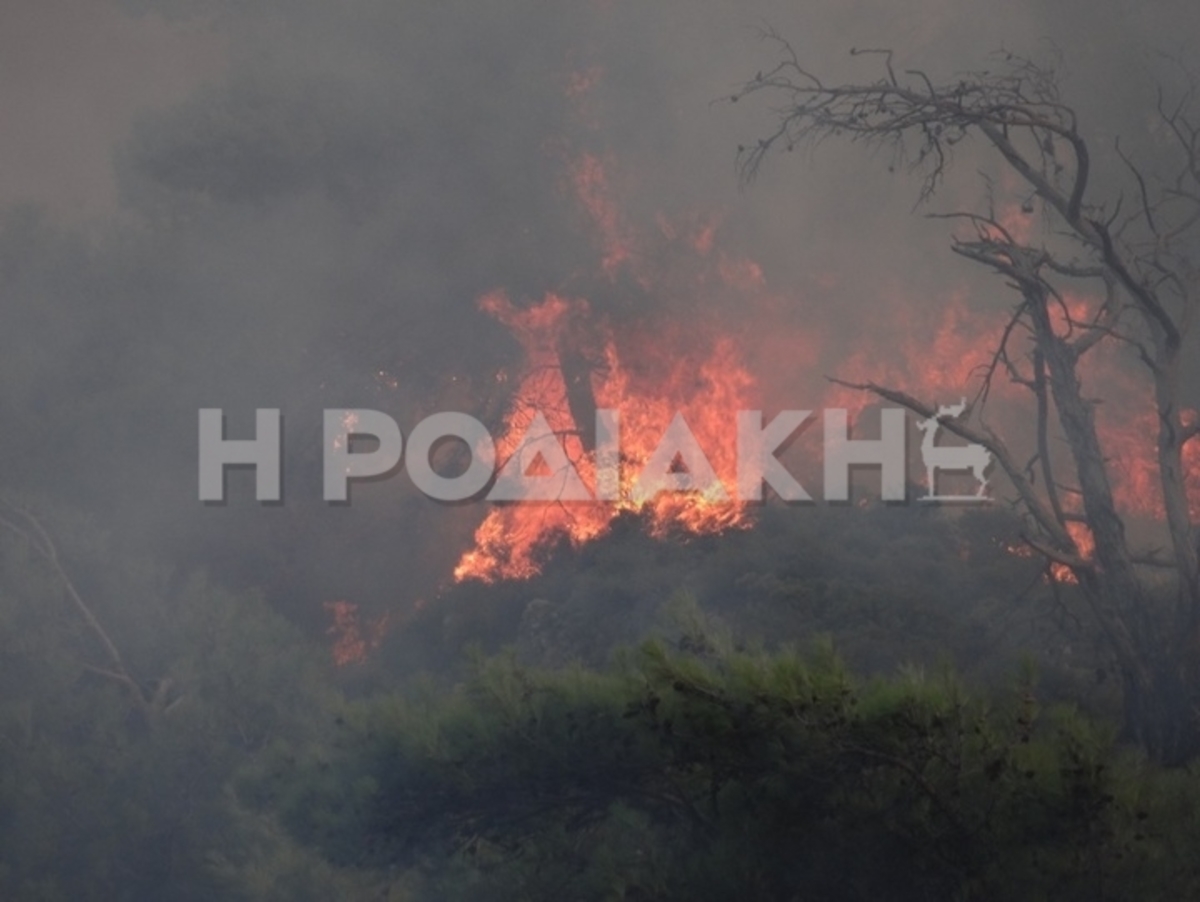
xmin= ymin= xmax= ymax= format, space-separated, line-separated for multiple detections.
xmin=0 ymin=0 xmax=224 ymax=219
xmin=2 ymin=0 xmax=1196 ymax=623
xmin=2 ymin=0 xmax=1192 ymax=218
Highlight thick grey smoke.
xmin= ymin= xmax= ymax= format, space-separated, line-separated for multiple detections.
xmin=2 ymin=0 xmax=1195 ymax=628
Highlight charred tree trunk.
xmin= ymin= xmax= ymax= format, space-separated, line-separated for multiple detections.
xmin=1021 ymin=284 xmax=1196 ymax=760
xmin=558 ymin=343 xmax=599 ymax=456
xmin=736 ymin=42 xmax=1200 ymax=761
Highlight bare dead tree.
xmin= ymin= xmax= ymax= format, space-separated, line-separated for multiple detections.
xmin=737 ymin=39 xmax=1200 ymax=762
xmin=0 ymin=498 xmax=183 ymax=720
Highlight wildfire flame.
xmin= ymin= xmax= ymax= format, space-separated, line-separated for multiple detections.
xmin=449 ymin=114 xmax=1199 ymax=585
xmin=324 ymin=600 xmax=389 ymax=666
xmin=327 ymin=61 xmax=1200 ymax=663
xmin=453 ymin=291 xmax=755 ymax=583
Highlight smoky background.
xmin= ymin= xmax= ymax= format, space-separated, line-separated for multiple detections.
xmin=1 ymin=0 xmax=1195 ymax=639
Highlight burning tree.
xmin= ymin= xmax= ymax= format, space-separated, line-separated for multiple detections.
xmin=737 ymin=42 xmax=1200 ymax=763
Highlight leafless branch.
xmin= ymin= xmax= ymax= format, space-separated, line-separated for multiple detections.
xmin=0 ymin=498 xmax=149 ymax=710
xmin=827 ymin=377 xmax=1070 ymax=547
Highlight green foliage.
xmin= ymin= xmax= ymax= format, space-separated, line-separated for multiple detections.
xmin=387 ymin=504 xmax=1107 ymax=711
xmin=0 ymin=509 xmax=370 ymax=900
xmin=284 ymin=615 xmax=1200 ymax=901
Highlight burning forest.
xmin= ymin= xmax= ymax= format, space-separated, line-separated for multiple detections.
xmin=2 ymin=1 xmax=1200 ymax=899
xmin=440 ymin=107 xmax=1199 ymax=590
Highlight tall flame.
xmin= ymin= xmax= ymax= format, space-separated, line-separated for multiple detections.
xmin=449 ymin=135 xmax=1198 ymax=585
xmin=454 ymin=291 xmax=755 ymax=583
xmin=327 ymin=62 xmax=1200 ymax=664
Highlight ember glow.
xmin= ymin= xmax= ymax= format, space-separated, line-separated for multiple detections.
xmin=1049 ymin=522 xmax=1097 ymax=585
xmin=324 ymin=600 xmax=389 ymax=666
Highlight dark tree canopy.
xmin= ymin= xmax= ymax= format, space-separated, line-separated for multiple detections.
xmin=737 ymin=40 xmax=1200 ymax=762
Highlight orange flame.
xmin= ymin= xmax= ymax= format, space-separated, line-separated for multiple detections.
xmin=324 ymin=600 xmax=389 ymax=666
xmin=569 ymin=151 xmax=634 ymax=278
xmin=454 ymin=292 xmax=755 ymax=583
xmin=1047 ymin=521 xmax=1095 ymax=584
xmin=448 ymin=65 xmax=1199 ymax=587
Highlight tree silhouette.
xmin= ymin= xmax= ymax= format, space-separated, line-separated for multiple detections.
xmin=738 ymin=39 xmax=1200 ymax=762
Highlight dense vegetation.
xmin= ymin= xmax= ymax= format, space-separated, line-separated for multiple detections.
xmin=4 ymin=499 xmax=1200 ymax=900
xmin=279 ymin=621 xmax=1200 ymax=901
xmin=3 ymin=5 xmax=1197 ymax=896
